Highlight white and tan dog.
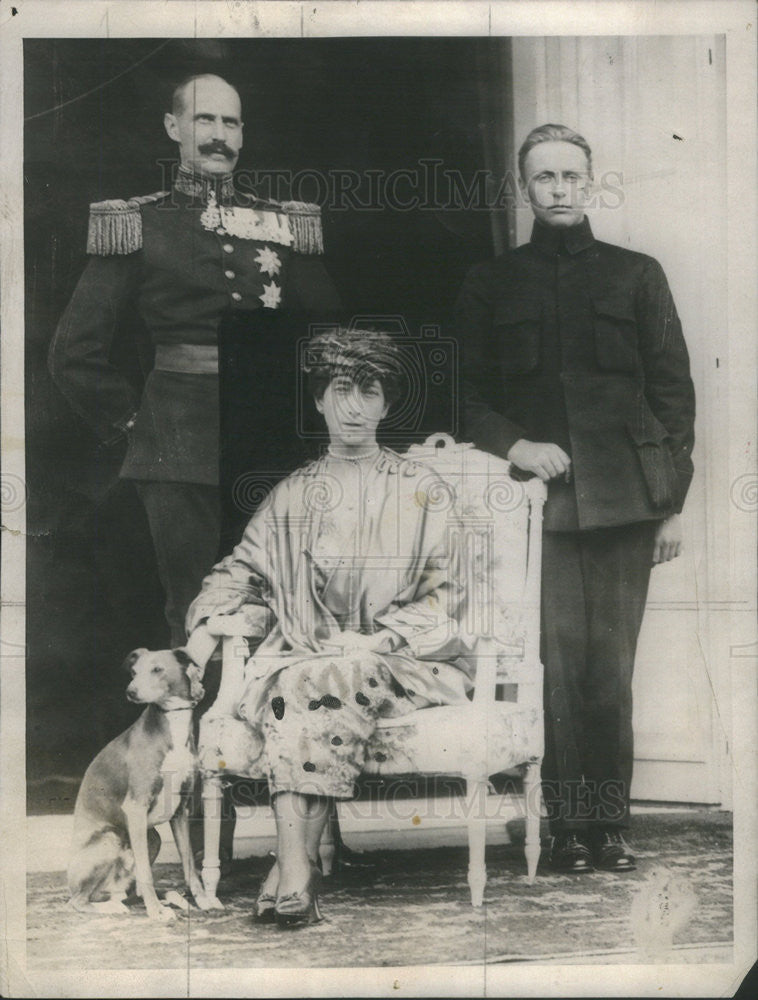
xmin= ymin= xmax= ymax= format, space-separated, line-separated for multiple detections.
xmin=68 ymin=647 xmax=213 ymax=919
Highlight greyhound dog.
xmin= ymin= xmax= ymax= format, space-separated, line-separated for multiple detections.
xmin=68 ymin=647 xmax=214 ymax=920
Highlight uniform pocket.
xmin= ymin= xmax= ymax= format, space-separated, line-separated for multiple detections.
xmin=494 ymin=300 xmax=542 ymax=374
xmin=592 ymin=293 xmax=641 ymax=373
xmin=627 ymin=414 xmax=677 ymax=510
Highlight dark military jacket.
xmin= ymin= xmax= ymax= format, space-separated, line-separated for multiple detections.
xmin=456 ymin=217 xmax=695 ymax=531
xmin=49 ymin=167 xmax=340 ymax=484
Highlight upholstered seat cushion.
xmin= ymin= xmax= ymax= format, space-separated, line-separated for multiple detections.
xmin=198 ymin=700 xmax=542 ymax=781
xmin=364 ymin=703 xmax=543 ymax=777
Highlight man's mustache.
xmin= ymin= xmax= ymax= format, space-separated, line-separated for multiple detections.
xmin=198 ymin=141 xmax=236 ymax=159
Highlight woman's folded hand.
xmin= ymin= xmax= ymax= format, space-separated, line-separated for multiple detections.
xmin=328 ymin=629 xmax=400 ymax=655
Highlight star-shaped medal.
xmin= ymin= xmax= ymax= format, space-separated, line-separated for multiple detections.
xmin=260 ymin=281 xmax=282 ymax=309
xmin=254 ymin=246 xmax=281 ymax=277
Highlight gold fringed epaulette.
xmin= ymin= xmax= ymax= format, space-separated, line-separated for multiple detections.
xmin=86 ymin=191 xmax=169 ymax=255
xmin=280 ymin=201 xmax=324 ymax=255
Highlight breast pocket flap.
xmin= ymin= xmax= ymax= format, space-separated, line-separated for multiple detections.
xmin=592 ymin=294 xmax=639 ymax=372
xmin=493 ymin=300 xmax=542 ymax=374
xmin=591 ymin=294 xmax=636 ymax=323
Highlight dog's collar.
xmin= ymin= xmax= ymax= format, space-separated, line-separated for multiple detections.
xmin=157 ymin=698 xmax=196 ymax=713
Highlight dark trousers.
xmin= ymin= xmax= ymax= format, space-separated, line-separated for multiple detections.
xmin=540 ymin=521 xmax=657 ymax=833
xmin=134 ymin=481 xmax=221 ymax=646
xmin=135 ymin=479 xmax=235 ymax=858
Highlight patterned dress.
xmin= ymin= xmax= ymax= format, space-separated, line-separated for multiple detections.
xmin=185 ymin=448 xmax=474 ymax=798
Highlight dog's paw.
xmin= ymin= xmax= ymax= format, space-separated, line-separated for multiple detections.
xmin=164 ymin=890 xmax=190 ymax=910
xmin=72 ymin=898 xmax=130 ymax=916
xmin=147 ymin=902 xmax=177 ymax=922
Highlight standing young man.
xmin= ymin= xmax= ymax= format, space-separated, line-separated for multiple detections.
xmin=456 ymin=124 xmax=695 ymax=873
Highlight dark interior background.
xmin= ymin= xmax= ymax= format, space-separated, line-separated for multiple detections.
xmin=24 ymin=37 xmax=513 ymax=810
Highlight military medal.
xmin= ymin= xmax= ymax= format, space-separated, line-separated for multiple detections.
xmin=200 ymin=191 xmax=294 ymax=247
xmin=254 ymin=247 xmax=281 ymax=276
xmin=259 ymin=282 xmax=282 ymax=309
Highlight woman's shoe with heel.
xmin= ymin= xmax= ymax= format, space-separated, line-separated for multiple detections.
xmin=275 ymin=863 xmax=323 ymax=928
xmin=252 ymin=891 xmax=277 ymax=924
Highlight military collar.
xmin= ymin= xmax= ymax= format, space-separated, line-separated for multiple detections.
xmin=174 ymin=164 xmax=235 ymax=203
xmin=530 ymin=216 xmax=595 ymax=256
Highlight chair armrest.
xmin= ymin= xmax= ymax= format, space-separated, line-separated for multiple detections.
xmin=183 ymin=624 xmax=219 ymax=673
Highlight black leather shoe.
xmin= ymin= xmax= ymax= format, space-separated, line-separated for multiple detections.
xmin=591 ymin=829 xmax=636 ymax=872
xmin=548 ymin=832 xmax=594 ymax=873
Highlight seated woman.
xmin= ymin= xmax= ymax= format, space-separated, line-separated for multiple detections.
xmin=185 ymin=328 xmax=473 ymax=927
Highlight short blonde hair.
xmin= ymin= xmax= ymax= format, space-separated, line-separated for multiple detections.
xmin=518 ymin=124 xmax=593 ymax=181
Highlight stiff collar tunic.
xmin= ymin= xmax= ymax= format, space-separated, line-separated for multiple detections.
xmin=49 ymin=166 xmax=339 ymax=484
xmin=456 ymin=217 xmax=695 ymax=531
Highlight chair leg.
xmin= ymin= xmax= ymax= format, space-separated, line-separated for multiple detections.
xmin=466 ymin=778 xmax=487 ymax=907
xmin=319 ymin=803 xmax=337 ymax=877
xmin=523 ymin=760 xmax=542 ymax=883
xmin=201 ymin=773 xmax=224 ymax=907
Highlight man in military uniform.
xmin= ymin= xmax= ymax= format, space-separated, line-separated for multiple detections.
xmin=49 ymin=73 xmax=339 ymax=646
xmin=456 ymin=124 xmax=695 ymax=873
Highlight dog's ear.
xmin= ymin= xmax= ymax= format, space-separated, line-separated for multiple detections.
xmin=173 ymin=648 xmax=205 ymax=704
xmin=172 ymin=648 xmax=193 ymax=668
xmin=121 ymin=648 xmax=148 ymax=673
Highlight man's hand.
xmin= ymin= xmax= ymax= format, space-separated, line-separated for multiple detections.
xmin=653 ymin=514 xmax=682 ymax=564
xmin=507 ymin=439 xmax=572 ymax=482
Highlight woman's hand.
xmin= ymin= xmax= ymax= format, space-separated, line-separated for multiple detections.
xmin=329 ymin=629 xmax=400 ymax=654
xmin=366 ymin=629 xmax=402 ymax=653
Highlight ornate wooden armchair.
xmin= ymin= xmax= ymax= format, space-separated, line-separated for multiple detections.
xmin=192 ymin=436 xmax=546 ymax=907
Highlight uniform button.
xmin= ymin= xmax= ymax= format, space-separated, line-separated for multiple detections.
xmin=231 ymin=292 xmax=242 ymax=302
xmin=216 ymin=226 xmax=226 ymax=236
xmin=223 ymin=244 xmax=234 ymax=254
xmin=224 ymin=269 xmax=236 ymax=280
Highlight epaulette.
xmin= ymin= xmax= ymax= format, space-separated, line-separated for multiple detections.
xmin=279 ymin=200 xmax=324 ymax=255
xmin=86 ymin=191 xmax=170 ymax=256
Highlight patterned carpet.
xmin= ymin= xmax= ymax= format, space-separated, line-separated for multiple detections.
xmin=26 ymin=810 xmax=732 ymax=970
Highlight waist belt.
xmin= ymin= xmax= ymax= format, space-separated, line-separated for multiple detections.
xmin=154 ymin=344 xmax=219 ymax=374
